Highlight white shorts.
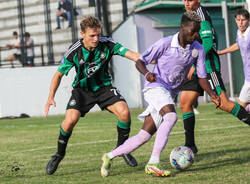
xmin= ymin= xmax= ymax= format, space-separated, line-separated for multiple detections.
xmin=239 ymin=81 xmax=250 ymax=103
xmin=138 ymin=87 xmax=175 ymax=129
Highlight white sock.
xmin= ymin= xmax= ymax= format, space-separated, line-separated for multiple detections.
xmin=148 ymin=155 xmax=160 ymax=164
xmin=108 ymin=152 xmax=113 ymax=159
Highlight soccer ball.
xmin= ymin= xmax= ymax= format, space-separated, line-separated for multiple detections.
xmin=169 ymin=146 xmax=194 ymax=170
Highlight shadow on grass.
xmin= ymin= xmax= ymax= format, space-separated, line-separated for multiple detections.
xmin=187 ymin=146 xmax=250 ymax=171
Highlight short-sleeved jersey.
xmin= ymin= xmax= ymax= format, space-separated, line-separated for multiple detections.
xmin=139 ymin=33 xmax=207 ymax=97
xmin=236 ymin=26 xmax=250 ymax=82
xmin=58 ymin=37 xmax=128 ymax=92
xmin=196 ymin=6 xmax=220 ymax=73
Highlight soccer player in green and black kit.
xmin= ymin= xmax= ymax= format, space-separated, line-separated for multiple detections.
xmin=44 ymin=16 xmax=141 ymax=175
xmin=179 ymin=0 xmax=250 ymax=154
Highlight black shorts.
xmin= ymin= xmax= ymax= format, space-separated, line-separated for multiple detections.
xmin=66 ymin=86 xmax=126 ymax=117
xmin=180 ymin=72 xmax=226 ymax=96
xmin=180 ymin=74 xmax=204 ymax=96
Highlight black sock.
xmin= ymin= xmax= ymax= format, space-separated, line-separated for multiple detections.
xmin=235 ymin=105 xmax=250 ymax=126
xmin=116 ymin=126 xmax=130 ymax=147
xmin=57 ymin=127 xmax=72 ymax=157
xmin=183 ymin=112 xmax=195 ymax=146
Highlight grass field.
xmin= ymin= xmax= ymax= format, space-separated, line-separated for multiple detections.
xmin=0 ymin=103 xmax=250 ymax=184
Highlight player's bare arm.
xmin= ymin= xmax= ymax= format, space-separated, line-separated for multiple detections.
xmin=198 ymin=78 xmax=220 ymax=107
xmin=187 ymin=66 xmax=196 ymax=80
xmin=44 ymin=71 xmax=64 ymax=117
xmin=135 ymin=59 xmax=156 ymax=82
xmin=124 ymin=50 xmax=141 ymax=62
xmin=217 ymin=43 xmax=239 ymax=55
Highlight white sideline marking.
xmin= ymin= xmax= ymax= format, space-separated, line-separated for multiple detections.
xmin=0 ymin=117 xmax=232 ymax=128
xmin=0 ymin=124 xmax=246 ymax=155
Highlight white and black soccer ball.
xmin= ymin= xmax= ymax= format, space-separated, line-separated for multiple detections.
xmin=169 ymin=146 xmax=194 ymax=170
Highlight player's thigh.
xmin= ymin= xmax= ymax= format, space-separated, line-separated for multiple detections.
xmin=98 ymin=86 xmax=130 ymax=121
xmin=179 ymin=91 xmax=200 ymax=112
xmin=106 ymin=101 xmax=130 ymax=122
xmin=160 ymin=104 xmax=176 ymax=116
xmin=144 ymin=87 xmax=174 ymax=111
xmin=142 ymin=115 xmax=157 ymax=135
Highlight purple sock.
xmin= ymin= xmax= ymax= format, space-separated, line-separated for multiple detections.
xmin=151 ymin=112 xmax=177 ymax=159
xmin=110 ymin=129 xmax=151 ymax=159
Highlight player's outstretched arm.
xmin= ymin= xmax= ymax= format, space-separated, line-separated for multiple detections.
xmin=44 ymin=71 xmax=64 ymax=117
xmin=198 ymin=78 xmax=220 ymax=108
xmin=124 ymin=50 xmax=141 ymax=62
xmin=217 ymin=43 xmax=239 ymax=55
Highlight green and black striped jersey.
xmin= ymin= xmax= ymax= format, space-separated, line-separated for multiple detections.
xmin=58 ymin=37 xmax=128 ymax=92
xmin=196 ymin=6 xmax=220 ymax=73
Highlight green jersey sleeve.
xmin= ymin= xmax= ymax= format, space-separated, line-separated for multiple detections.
xmin=111 ymin=42 xmax=129 ymax=56
xmin=57 ymin=56 xmax=74 ymax=76
xmin=199 ymin=21 xmax=214 ymax=54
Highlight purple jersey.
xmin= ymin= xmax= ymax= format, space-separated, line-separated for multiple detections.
xmin=236 ymin=26 xmax=250 ymax=82
xmin=140 ymin=33 xmax=207 ymax=97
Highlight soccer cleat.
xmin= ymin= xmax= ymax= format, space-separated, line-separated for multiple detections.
xmin=145 ymin=163 xmax=171 ymax=177
xmin=185 ymin=144 xmax=198 ymax=154
xmin=101 ymin=153 xmax=112 ymax=177
xmin=46 ymin=153 xmax=64 ymax=175
xmin=122 ymin=154 xmax=138 ymax=167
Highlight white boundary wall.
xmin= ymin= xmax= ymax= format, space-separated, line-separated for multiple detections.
xmin=112 ymin=15 xmax=143 ymax=108
xmin=0 ymin=66 xmax=102 ymax=117
xmin=0 ymin=66 xmax=75 ymax=117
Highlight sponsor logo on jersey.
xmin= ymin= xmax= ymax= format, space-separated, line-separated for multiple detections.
xmin=87 ymin=65 xmax=100 ymax=77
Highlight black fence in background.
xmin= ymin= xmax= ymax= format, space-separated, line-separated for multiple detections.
xmin=0 ymin=45 xmax=45 ymax=68
xmin=1 ymin=0 xmax=129 ymax=69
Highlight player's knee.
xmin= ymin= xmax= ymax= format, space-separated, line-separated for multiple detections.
xmin=64 ymin=116 xmax=79 ymax=129
xmin=179 ymin=100 xmax=191 ymax=112
xmin=179 ymin=101 xmax=186 ymax=111
xmin=138 ymin=130 xmax=151 ymax=144
xmin=117 ymin=108 xmax=130 ymax=122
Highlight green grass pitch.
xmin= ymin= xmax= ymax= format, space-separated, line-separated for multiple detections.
xmin=0 ymin=103 xmax=250 ymax=184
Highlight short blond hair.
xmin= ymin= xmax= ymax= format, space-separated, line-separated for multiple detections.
xmin=80 ymin=16 xmax=101 ymax=32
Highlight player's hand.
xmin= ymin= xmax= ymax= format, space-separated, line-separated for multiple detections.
xmin=211 ymin=94 xmax=220 ymax=108
xmin=217 ymin=50 xmax=222 ymax=55
xmin=44 ymin=99 xmax=56 ymax=117
xmin=145 ymin=72 xmax=156 ymax=82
